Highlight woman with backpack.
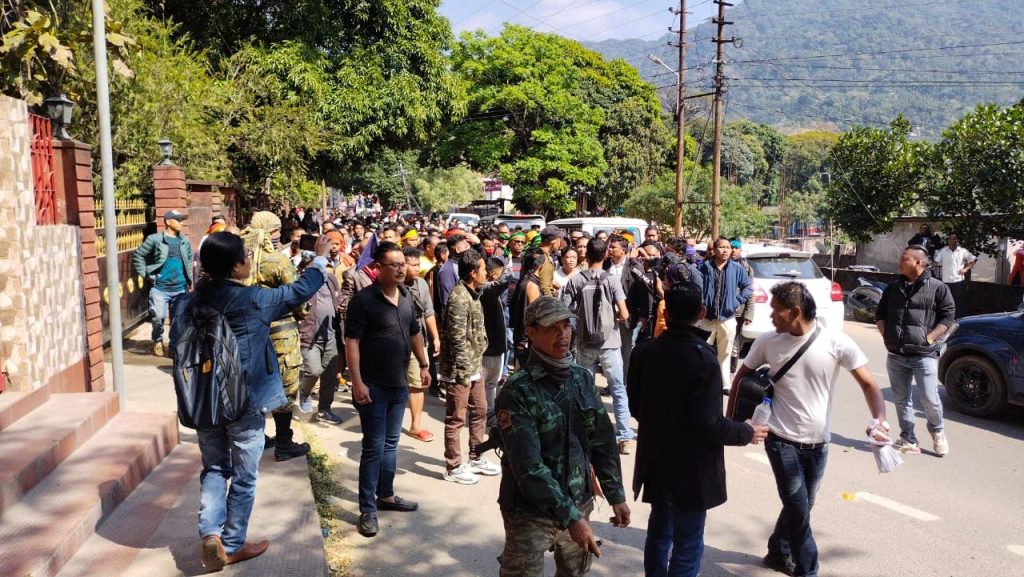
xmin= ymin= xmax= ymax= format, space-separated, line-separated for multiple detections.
xmin=172 ymin=231 xmax=332 ymax=571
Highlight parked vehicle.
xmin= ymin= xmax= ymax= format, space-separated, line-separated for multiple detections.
xmin=480 ymin=214 xmax=546 ymax=231
xmin=939 ymin=310 xmax=1024 ymax=417
xmin=848 ymin=277 xmax=887 ymax=323
xmin=445 ymin=212 xmax=480 ymax=228
xmin=547 ymin=217 xmax=649 ymax=243
xmin=740 ymin=246 xmax=845 ymax=342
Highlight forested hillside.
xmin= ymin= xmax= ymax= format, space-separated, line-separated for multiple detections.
xmin=586 ymin=0 xmax=1024 ymax=138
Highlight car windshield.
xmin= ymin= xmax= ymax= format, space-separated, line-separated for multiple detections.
xmin=748 ymin=257 xmax=823 ymax=279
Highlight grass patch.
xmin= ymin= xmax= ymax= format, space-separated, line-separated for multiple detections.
xmin=301 ymin=424 xmax=353 ymax=577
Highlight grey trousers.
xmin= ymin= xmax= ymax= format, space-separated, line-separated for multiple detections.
xmin=300 ymin=338 xmax=339 ymax=412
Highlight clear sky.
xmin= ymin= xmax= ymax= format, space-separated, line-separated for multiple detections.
xmin=438 ymin=0 xmax=720 ymax=42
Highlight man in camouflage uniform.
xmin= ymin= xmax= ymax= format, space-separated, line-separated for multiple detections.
xmin=495 ymin=296 xmax=631 ymax=577
xmin=441 ymin=249 xmax=499 ymax=485
xmin=242 ymin=212 xmax=310 ymax=461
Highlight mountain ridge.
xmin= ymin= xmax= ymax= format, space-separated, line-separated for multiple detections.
xmin=583 ymin=0 xmax=1024 ymax=138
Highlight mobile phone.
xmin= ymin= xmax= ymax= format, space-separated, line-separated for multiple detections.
xmin=299 ymin=234 xmax=318 ymax=251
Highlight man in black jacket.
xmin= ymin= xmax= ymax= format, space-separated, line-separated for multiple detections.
xmin=876 ymin=245 xmax=956 ymax=456
xmin=628 ymin=281 xmax=766 ymax=577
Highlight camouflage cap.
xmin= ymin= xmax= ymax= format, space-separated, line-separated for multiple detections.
xmin=525 ymin=296 xmax=576 ymax=328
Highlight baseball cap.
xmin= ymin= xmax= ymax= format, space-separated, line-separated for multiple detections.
xmin=163 ymin=209 xmax=187 ymax=221
xmin=540 ymin=224 xmax=566 ymax=242
xmin=525 ymin=296 xmax=576 ymax=327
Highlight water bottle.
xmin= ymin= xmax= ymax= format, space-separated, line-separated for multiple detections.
xmin=751 ymin=397 xmax=772 ymax=426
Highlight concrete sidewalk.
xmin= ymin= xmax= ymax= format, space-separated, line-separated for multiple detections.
xmin=63 ymin=343 xmax=328 ymax=577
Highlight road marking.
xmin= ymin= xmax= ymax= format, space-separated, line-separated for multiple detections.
xmin=745 ymin=452 xmax=770 ymax=466
xmin=1008 ymin=545 xmax=1024 ymax=557
xmin=854 ymin=492 xmax=940 ymax=522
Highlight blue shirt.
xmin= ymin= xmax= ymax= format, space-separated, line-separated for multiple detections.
xmin=156 ymin=236 xmax=187 ymax=292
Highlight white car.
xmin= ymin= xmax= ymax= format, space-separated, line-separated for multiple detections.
xmin=739 ymin=246 xmax=845 ymax=342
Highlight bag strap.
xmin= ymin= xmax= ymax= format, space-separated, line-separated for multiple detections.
xmin=765 ymin=325 xmax=821 ymax=397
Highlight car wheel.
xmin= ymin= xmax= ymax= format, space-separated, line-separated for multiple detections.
xmin=943 ymin=355 xmax=1009 ymax=417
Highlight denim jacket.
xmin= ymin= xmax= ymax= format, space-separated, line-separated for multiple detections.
xmin=171 ymin=260 xmax=326 ymax=414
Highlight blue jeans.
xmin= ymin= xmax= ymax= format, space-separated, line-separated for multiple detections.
xmin=354 ymin=385 xmax=408 ymax=513
xmin=196 ymin=406 xmax=266 ymax=554
xmin=886 ymin=353 xmax=943 ymax=444
xmin=765 ymin=440 xmax=828 ymax=577
xmin=576 ymin=346 xmax=635 ymax=442
xmin=149 ymin=286 xmax=186 ymax=344
xmin=645 ymin=504 xmax=707 ymax=577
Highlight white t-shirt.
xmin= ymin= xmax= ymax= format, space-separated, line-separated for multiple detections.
xmin=743 ymin=323 xmax=868 ymax=444
xmin=935 ymin=246 xmax=976 ymax=283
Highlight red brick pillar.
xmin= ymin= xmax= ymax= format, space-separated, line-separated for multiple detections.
xmin=153 ymin=165 xmax=187 ymax=223
xmin=52 ymin=139 xmax=105 ymax=391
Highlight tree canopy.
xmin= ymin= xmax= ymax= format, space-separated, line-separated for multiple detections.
xmin=436 ymin=25 xmax=667 ymax=217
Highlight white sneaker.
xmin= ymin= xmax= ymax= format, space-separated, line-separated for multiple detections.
xmin=931 ymin=431 xmax=949 ymax=457
xmin=468 ymin=457 xmax=501 ymax=476
xmin=297 ymin=395 xmax=313 ymax=414
xmin=444 ymin=464 xmax=480 ymax=485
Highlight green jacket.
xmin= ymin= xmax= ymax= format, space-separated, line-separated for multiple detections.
xmin=440 ymin=281 xmax=487 ymax=383
xmin=132 ymin=231 xmax=193 ymax=287
xmin=495 ymin=361 xmax=626 ymax=528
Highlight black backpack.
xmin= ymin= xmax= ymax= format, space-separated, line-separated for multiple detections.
xmin=171 ymin=291 xmax=247 ymax=429
xmin=575 ymin=270 xmax=616 ymax=347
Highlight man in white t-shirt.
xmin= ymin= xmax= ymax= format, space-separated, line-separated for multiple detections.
xmin=733 ymin=281 xmax=889 ymax=577
xmin=934 ymin=232 xmax=977 ymax=319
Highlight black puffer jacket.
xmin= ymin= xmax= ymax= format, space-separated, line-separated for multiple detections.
xmin=876 ymin=269 xmax=955 ymax=356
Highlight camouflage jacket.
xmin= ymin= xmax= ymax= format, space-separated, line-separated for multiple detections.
xmin=252 ymin=250 xmax=305 ymax=367
xmin=439 ymin=281 xmax=487 ymax=382
xmin=495 ymin=361 xmax=626 ymax=528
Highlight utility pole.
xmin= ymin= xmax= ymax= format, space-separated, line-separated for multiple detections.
xmin=672 ymin=1 xmax=687 ymax=236
xmin=711 ymin=0 xmax=736 ymax=240
xmin=394 ymin=161 xmax=421 ymax=213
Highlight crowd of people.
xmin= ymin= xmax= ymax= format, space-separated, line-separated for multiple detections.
xmin=132 ymin=204 xmax=970 ymax=577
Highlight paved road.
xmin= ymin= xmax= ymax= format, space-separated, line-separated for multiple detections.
xmin=311 ymin=320 xmax=1024 ymax=577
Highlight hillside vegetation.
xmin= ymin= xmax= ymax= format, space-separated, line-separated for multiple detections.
xmin=586 ymin=0 xmax=1024 ymax=138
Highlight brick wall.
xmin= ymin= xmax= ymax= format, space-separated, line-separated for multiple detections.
xmin=0 ymin=96 xmax=87 ymax=392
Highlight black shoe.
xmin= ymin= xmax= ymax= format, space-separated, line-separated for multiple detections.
xmin=358 ymin=512 xmax=378 ymax=537
xmin=274 ymin=441 xmax=311 ymax=461
xmin=376 ymin=495 xmax=418 ymax=512
xmin=315 ymin=410 xmax=343 ymax=425
xmin=263 ymin=435 xmax=276 ymax=449
xmin=763 ymin=553 xmax=796 ymax=576
xmin=428 ymin=385 xmax=444 ymax=399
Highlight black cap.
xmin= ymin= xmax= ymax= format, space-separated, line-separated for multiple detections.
xmin=540 ymin=224 xmax=566 ymax=242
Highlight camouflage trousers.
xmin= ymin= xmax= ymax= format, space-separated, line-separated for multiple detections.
xmin=498 ymin=499 xmax=595 ymax=577
xmin=270 ymin=323 xmax=302 ymax=413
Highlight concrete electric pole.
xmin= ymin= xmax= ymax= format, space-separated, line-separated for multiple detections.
xmin=711 ymin=0 xmax=737 ymax=240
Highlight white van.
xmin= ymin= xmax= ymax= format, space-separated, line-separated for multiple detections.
xmin=547 ymin=217 xmax=650 ymax=243
xmin=445 ymin=212 xmax=480 ymax=228
xmin=491 ymin=214 xmax=545 ymax=231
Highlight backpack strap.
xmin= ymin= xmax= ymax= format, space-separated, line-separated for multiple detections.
xmin=765 ymin=325 xmax=821 ymax=398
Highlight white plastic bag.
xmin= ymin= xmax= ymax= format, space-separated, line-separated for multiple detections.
xmin=867 ymin=419 xmax=902 ymax=474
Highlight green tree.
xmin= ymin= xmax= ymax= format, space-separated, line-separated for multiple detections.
xmin=1 ymin=0 xmax=135 ymax=105
xmin=441 ymin=25 xmax=669 ymax=216
xmin=623 ymin=167 xmax=770 ymax=241
xmin=219 ymin=42 xmax=331 ymax=203
xmin=412 ymin=166 xmax=485 ymax=213
xmin=151 ymin=0 xmax=465 ymax=165
xmin=779 ymin=130 xmax=839 ymax=225
xmin=824 ymin=115 xmax=928 ymax=242
xmin=926 ymin=101 xmax=1024 ymax=255
xmin=439 ymin=26 xmax=608 ymax=216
